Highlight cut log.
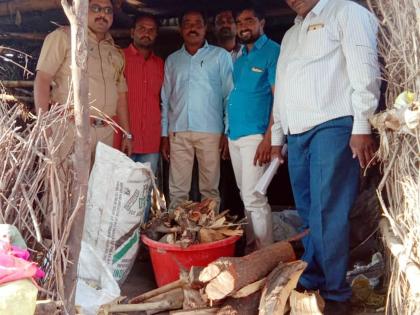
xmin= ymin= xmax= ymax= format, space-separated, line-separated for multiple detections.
xmin=232 ymin=277 xmax=266 ymax=298
xmin=217 ymin=291 xmax=262 ymax=315
xmin=201 ymin=241 xmax=296 ymax=300
xmin=289 ymin=290 xmax=325 ymax=315
xmin=144 ymin=288 xmax=184 ymax=315
xmin=258 ymin=260 xmax=307 ymax=315
xmin=170 ymin=308 xmax=220 ymax=315
xmin=129 ymin=279 xmax=185 ymax=304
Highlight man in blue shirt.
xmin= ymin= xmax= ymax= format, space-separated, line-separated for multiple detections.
xmin=161 ymin=9 xmax=233 ymax=210
xmin=228 ymin=5 xmax=280 ymax=249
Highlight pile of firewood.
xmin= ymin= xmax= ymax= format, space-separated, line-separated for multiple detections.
xmin=144 ymin=199 xmax=244 ymax=247
xmin=100 ymin=241 xmax=327 ymax=315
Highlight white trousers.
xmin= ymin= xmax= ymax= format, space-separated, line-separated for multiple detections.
xmin=229 ymin=134 xmax=273 ymax=249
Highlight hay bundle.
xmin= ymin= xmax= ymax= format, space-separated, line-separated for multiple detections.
xmin=368 ymin=0 xmax=420 ymax=314
xmin=0 ymin=85 xmax=75 ymax=303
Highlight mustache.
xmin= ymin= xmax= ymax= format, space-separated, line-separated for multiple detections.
xmin=95 ymin=17 xmax=109 ymax=24
xmin=220 ymin=27 xmax=231 ymax=32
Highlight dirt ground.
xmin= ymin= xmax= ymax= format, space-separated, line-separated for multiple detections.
xmin=120 ymin=258 xmax=385 ymax=315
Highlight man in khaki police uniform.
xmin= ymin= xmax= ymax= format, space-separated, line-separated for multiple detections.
xmin=34 ymin=0 xmax=132 ymax=163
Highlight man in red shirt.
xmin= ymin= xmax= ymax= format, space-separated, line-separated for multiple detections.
xmin=124 ymin=14 xmax=164 ymax=174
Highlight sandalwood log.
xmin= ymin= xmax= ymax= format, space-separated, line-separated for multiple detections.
xmin=129 ymin=279 xmax=185 ymax=304
xmin=217 ymin=291 xmax=262 ymax=315
xmin=170 ymin=308 xmax=220 ymax=315
xmin=258 ymin=260 xmax=307 ymax=315
xmin=201 ymin=241 xmax=296 ymax=300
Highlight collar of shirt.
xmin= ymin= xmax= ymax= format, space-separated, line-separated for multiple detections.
xmin=181 ymin=40 xmax=210 ymax=55
xmin=126 ymin=43 xmax=156 ymax=60
xmin=294 ymin=0 xmax=330 ymax=24
xmin=241 ymin=34 xmax=269 ymax=56
xmin=88 ymin=28 xmax=114 ymax=44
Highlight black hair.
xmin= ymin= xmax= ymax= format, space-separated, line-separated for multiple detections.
xmin=179 ymin=9 xmax=208 ymax=26
xmin=234 ymin=3 xmax=265 ymax=20
xmin=134 ymin=13 xmax=160 ymax=28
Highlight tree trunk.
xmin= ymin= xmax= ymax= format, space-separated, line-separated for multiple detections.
xmin=60 ymin=0 xmax=90 ymax=314
xmin=200 ymin=241 xmax=296 ymax=300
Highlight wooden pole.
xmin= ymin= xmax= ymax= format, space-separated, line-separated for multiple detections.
xmin=0 ymin=0 xmax=61 ymax=16
xmin=60 ymin=0 xmax=90 ymax=314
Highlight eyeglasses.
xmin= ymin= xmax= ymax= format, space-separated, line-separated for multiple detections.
xmin=89 ymin=4 xmax=113 ymax=15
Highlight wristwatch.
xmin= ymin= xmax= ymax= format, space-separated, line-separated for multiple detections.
xmin=123 ymin=133 xmax=133 ymax=140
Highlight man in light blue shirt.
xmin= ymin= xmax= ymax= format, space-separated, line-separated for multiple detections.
xmin=228 ymin=4 xmax=280 ymax=250
xmin=160 ymin=9 xmax=233 ymax=210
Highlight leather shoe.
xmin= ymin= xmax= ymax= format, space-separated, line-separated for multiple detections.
xmin=324 ymin=299 xmax=351 ymax=315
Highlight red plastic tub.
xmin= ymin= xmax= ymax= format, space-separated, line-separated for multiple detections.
xmin=142 ymin=234 xmax=240 ymax=287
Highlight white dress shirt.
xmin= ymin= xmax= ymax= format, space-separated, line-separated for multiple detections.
xmin=271 ymin=0 xmax=381 ymax=145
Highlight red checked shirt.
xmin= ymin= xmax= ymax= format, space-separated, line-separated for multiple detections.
xmin=124 ymin=44 xmax=164 ymax=153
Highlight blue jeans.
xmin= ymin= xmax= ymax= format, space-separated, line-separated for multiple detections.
xmin=288 ymin=116 xmax=359 ymax=302
xmin=131 ymin=153 xmax=160 ymax=221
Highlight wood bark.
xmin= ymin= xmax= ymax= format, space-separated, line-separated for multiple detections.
xmin=258 ymin=260 xmax=307 ymax=315
xmin=129 ymin=279 xmax=186 ymax=304
xmin=60 ymin=0 xmax=90 ymax=314
xmin=217 ymin=291 xmax=262 ymax=315
xmin=200 ymin=241 xmax=296 ymax=300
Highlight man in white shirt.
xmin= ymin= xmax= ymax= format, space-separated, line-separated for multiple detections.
xmin=271 ymin=0 xmax=380 ymax=313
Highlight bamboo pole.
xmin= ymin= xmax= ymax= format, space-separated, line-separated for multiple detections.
xmin=60 ymin=0 xmax=90 ymax=314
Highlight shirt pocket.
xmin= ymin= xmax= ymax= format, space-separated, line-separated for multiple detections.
xmin=302 ymin=25 xmax=339 ymax=59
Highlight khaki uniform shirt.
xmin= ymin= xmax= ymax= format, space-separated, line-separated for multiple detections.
xmin=36 ymin=27 xmax=127 ymax=117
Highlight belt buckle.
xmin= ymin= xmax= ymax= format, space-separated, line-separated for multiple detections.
xmin=92 ymin=118 xmax=105 ymax=127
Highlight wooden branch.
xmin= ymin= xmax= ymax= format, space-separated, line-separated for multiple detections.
xmin=0 ymin=0 xmax=61 ymax=17
xmin=380 ymin=218 xmax=420 ymax=294
xmin=144 ymin=288 xmax=184 ymax=315
xmin=258 ymin=261 xmax=307 ymax=315
xmin=129 ymin=279 xmax=186 ymax=304
xmin=103 ymin=301 xmax=172 ymax=313
xmin=61 ymin=0 xmax=90 ymax=314
xmin=201 ymin=241 xmax=296 ymax=301
xmin=170 ymin=308 xmax=220 ymax=315
xmin=1 ymin=81 xmax=34 ymax=88
xmin=0 ymin=94 xmax=33 ymax=102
